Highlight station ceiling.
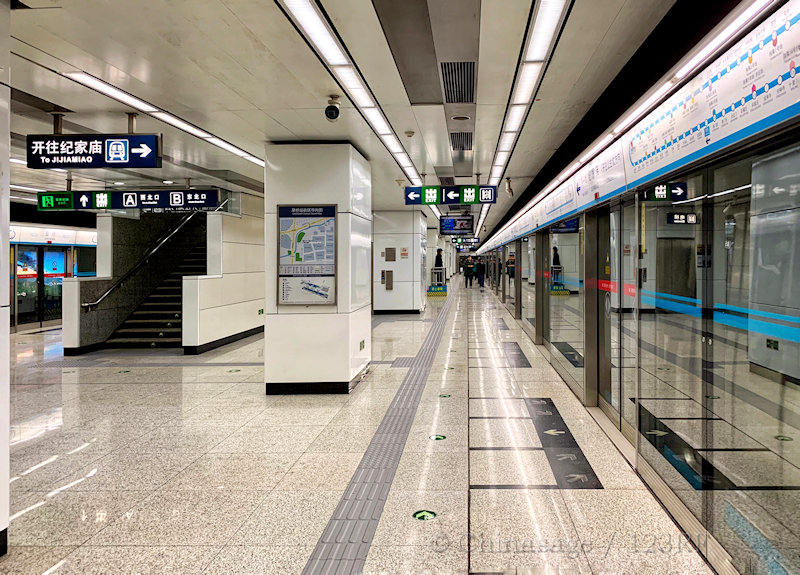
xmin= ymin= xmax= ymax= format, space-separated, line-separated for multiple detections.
xmin=7 ymin=0 xmax=690 ymax=238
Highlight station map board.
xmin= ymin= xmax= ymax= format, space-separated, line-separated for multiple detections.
xmin=278 ymin=205 xmax=337 ymax=305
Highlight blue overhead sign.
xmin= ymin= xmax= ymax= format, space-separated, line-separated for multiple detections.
xmin=37 ymin=189 xmax=219 ymax=212
xmin=26 ymin=134 xmax=162 ymax=169
xmin=405 ymin=186 xmax=422 ymax=204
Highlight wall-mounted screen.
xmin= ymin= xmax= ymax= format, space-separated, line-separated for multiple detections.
xmin=440 ymin=215 xmax=474 ymax=236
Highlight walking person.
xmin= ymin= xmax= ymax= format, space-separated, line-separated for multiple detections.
xmin=476 ymin=258 xmax=486 ymax=288
xmin=506 ymin=253 xmax=516 ymax=291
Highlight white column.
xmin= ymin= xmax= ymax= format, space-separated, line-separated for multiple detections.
xmin=0 ymin=0 xmax=10 ymax=554
xmin=264 ymin=144 xmax=372 ymax=392
xmin=372 ymin=210 xmax=427 ymax=312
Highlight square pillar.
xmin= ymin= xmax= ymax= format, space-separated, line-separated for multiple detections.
xmin=0 ymin=0 xmax=10 ymax=554
xmin=264 ymin=144 xmax=372 ymax=393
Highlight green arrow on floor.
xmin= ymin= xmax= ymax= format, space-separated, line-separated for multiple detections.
xmin=429 ymin=435 xmax=446 ymax=441
xmin=413 ymin=510 xmax=436 ymax=520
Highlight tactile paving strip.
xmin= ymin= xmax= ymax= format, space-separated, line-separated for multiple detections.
xmin=302 ymin=297 xmax=455 ymax=575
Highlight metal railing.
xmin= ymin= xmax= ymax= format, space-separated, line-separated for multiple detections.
xmin=430 ymin=267 xmax=446 ymax=286
xmin=81 ymin=200 xmax=227 ymax=311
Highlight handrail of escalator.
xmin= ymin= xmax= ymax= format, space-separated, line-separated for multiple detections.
xmin=81 ymin=199 xmax=229 ymax=310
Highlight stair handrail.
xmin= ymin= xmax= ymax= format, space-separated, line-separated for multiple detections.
xmin=81 ymin=200 xmax=228 ymax=311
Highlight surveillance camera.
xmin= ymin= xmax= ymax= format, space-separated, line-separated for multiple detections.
xmin=505 ymin=178 xmax=514 ymax=198
xmin=325 ymin=96 xmax=340 ymax=123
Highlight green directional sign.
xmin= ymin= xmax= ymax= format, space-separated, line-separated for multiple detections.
xmin=422 ymin=186 xmax=440 ymax=205
xmin=412 ymin=510 xmax=437 ymax=521
xmin=37 ymin=192 xmax=74 ymax=211
xmin=429 ymin=434 xmax=446 ymax=441
xmin=439 ymin=394 xmax=451 ymax=398
xmin=405 ymin=185 xmax=496 ymax=205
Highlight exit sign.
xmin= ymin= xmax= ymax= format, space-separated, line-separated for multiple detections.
xmin=38 ymin=192 xmax=74 ymax=211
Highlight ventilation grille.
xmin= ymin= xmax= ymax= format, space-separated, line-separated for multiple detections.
xmin=441 ymin=62 xmax=476 ymax=103
xmin=439 ymin=177 xmax=455 ymax=186
xmin=450 ymin=132 xmax=473 ymax=151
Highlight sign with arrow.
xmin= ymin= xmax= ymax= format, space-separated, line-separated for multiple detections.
xmin=37 ymin=189 xmax=219 ymax=212
xmin=404 ymin=185 xmax=497 ymax=205
xmin=27 ymin=133 xmax=162 ymax=169
xmin=544 ymin=429 xmax=565 ymax=436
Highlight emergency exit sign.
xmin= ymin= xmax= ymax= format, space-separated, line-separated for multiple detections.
xmin=37 ymin=192 xmax=74 ymax=211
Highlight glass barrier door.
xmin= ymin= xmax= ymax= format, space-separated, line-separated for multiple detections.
xmin=704 ymin=149 xmax=800 ymax=574
xmin=9 ymin=245 xmax=15 ymax=329
xmin=16 ymin=247 xmax=39 ymax=327
xmin=42 ymin=247 xmax=66 ymax=324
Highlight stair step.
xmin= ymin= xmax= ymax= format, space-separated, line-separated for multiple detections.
xmin=131 ymin=310 xmax=181 ymax=316
xmin=105 ymin=338 xmax=182 ymax=348
xmin=122 ymin=320 xmax=182 ymax=328
xmin=114 ymin=327 xmax=182 ymax=334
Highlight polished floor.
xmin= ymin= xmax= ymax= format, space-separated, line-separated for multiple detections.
xmin=1 ymin=281 xmax=711 ymax=574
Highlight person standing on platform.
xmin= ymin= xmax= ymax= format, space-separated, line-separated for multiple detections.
xmin=464 ymin=256 xmax=475 ymax=288
xmin=435 ymin=248 xmax=443 ymax=268
xmin=506 ymin=253 xmax=516 ymax=290
xmin=476 ymin=258 xmax=486 ymax=288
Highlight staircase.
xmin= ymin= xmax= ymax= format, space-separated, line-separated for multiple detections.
xmin=105 ymin=243 xmax=207 ymax=348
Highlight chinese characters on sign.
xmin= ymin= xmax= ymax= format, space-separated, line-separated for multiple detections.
xmin=27 ymin=134 xmax=161 ymax=169
xmin=37 ymin=189 xmax=219 ymax=212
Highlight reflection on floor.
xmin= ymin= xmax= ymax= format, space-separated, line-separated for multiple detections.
xmin=1 ymin=280 xmax=710 ymax=574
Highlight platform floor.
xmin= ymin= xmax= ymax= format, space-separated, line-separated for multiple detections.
xmin=2 ymin=282 xmax=711 ymax=574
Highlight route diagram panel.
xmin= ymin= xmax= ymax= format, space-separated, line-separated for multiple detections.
xmin=278 ymin=205 xmax=337 ymax=305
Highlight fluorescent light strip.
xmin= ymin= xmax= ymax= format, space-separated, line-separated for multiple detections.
xmin=10 ymin=158 xmax=26 ymax=165
xmin=279 ymin=0 xmax=422 ymax=191
xmin=490 ymin=166 xmax=504 ymax=180
xmin=430 ymin=205 xmax=442 ymax=219
xmin=244 ymin=156 xmax=266 ymax=167
xmin=10 ymin=196 xmax=37 ymax=203
xmin=394 ymin=153 xmax=413 ymax=168
xmin=10 ymin=184 xmax=45 ymax=193
xmin=525 ymin=0 xmax=568 ymax=61
xmin=559 ymin=162 xmax=581 ymax=181
xmin=362 ymin=108 xmax=392 ymax=135
xmin=676 ymin=0 xmax=772 ymax=79
xmin=504 ymin=105 xmax=527 ymax=132
xmin=151 ymin=112 xmax=211 ymax=139
xmin=486 ymin=0 xmax=773 ymax=250
xmin=498 ymin=132 xmax=516 ymax=152
xmin=332 ymin=66 xmax=374 ymax=108
xmin=489 ymin=177 xmax=500 ymax=186
xmin=512 ymin=62 xmax=543 ymax=105
xmin=494 ymin=151 xmax=510 ymax=166
xmin=579 ymin=134 xmax=614 ymax=163
xmin=284 ymin=0 xmax=348 ymax=65
xmin=64 ymin=72 xmax=158 ymax=113
xmin=380 ymin=134 xmax=404 ymax=154
xmin=614 ymin=81 xmax=672 ymax=134
xmin=205 ymin=137 xmax=249 ymax=157
xmin=64 ymin=72 xmax=266 ymax=167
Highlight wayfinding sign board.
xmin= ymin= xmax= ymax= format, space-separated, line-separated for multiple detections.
xmin=278 ymin=205 xmax=337 ymax=305
xmin=37 ymin=189 xmax=219 ymax=212
xmin=27 ymin=134 xmax=162 ymax=169
xmin=404 ymin=185 xmax=496 ymax=205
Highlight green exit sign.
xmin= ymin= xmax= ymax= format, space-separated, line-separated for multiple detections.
xmin=37 ymin=192 xmax=73 ymax=211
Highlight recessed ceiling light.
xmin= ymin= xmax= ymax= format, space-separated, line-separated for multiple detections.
xmin=114 ymin=182 xmax=124 ymax=186
xmin=362 ymin=108 xmax=392 ymax=135
xmin=283 ymin=0 xmax=348 ymax=65
xmin=450 ymin=115 xmax=471 ymax=121
xmin=162 ymin=180 xmax=174 ymax=185
xmin=504 ymin=106 xmax=527 ymax=132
